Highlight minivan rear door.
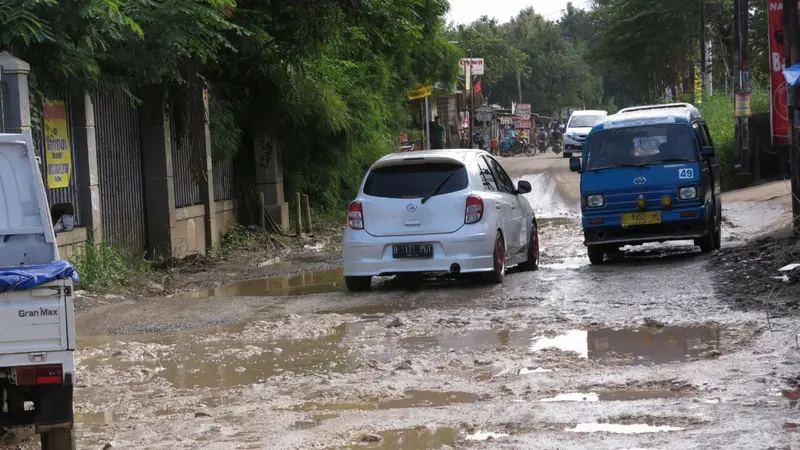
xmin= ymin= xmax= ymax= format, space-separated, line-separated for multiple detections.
xmin=360 ymin=159 xmax=470 ymax=237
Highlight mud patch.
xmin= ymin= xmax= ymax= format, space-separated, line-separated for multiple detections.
xmin=540 ymin=389 xmax=686 ymax=402
xmin=567 ymin=423 xmax=684 ymax=433
xmin=292 ymin=390 xmax=479 ymax=412
xmin=178 ymin=268 xmax=345 ymax=300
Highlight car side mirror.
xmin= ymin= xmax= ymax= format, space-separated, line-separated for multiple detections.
xmin=569 ymin=156 xmax=582 ymax=173
xmin=516 ymin=180 xmax=532 ymax=195
xmin=51 ymin=203 xmax=75 ymax=234
xmin=701 ymin=146 xmax=715 ymax=159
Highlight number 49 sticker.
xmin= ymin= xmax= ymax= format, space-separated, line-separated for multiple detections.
xmin=678 ymin=168 xmax=694 ymax=179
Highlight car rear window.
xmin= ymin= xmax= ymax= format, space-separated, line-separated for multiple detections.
xmin=363 ymin=162 xmax=469 ymax=199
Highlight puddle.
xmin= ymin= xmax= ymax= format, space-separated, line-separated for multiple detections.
xmin=341 ymin=427 xmax=458 ymax=449
xmin=178 ymin=269 xmax=345 ymax=300
xmin=292 ymin=413 xmax=339 ymax=430
xmin=566 ymin=423 xmax=685 ymax=434
xmin=76 ymin=410 xmax=118 ymax=426
xmin=293 ymin=390 xmax=479 ymax=412
xmin=79 ymin=323 xmax=362 ymax=388
xmin=540 ymin=390 xmax=686 ymax=402
xmin=401 ymin=329 xmax=530 ymax=354
xmin=533 ymin=326 xmax=720 ymax=365
xmin=465 ymin=431 xmax=509 ymax=441
xmin=541 ymin=258 xmax=588 ymax=270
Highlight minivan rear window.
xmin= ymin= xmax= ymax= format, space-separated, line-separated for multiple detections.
xmin=363 ymin=162 xmax=468 ymax=199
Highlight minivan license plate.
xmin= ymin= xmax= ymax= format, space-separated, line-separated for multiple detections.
xmin=621 ymin=212 xmax=662 ymax=226
xmin=392 ymin=244 xmax=434 ymax=259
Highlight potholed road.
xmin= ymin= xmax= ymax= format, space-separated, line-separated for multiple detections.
xmin=59 ymin=153 xmax=800 ymax=450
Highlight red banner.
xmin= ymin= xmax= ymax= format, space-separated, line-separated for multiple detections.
xmin=769 ymin=0 xmax=793 ymax=146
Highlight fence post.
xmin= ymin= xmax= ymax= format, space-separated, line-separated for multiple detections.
xmin=0 ymin=51 xmax=31 ymax=140
xmin=139 ymin=89 xmax=176 ymax=259
xmin=301 ymin=194 xmax=312 ymax=234
xmin=253 ymin=133 xmax=289 ymax=230
xmin=294 ymin=192 xmax=302 ymax=235
xmin=70 ymin=92 xmax=103 ymax=243
xmin=197 ymin=86 xmax=218 ymax=251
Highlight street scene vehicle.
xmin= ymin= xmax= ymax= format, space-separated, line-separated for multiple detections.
xmin=0 ymin=133 xmax=79 ymax=449
xmin=563 ymin=109 xmax=608 ymax=158
xmin=569 ymin=103 xmax=721 ymax=264
xmin=342 ymin=149 xmax=540 ymax=290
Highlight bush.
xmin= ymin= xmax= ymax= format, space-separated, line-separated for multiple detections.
xmin=69 ymin=242 xmax=150 ymax=292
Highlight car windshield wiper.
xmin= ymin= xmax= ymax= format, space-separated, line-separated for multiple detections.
xmin=586 ymin=163 xmax=647 ymax=171
xmin=421 ymin=172 xmax=455 ymax=204
xmin=656 ymin=158 xmax=694 ymax=163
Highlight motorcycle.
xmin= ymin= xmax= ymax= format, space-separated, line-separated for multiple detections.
xmin=537 ymin=128 xmax=548 ymax=153
xmin=550 ymin=128 xmax=563 ymax=155
xmin=519 ymin=135 xmax=536 ymax=156
xmin=472 ymin=132 xmax=488 ymax=151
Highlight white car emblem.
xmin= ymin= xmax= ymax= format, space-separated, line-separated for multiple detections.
xmin=634 ymin=177 xmax=647 ymax=185
xmin=406 ymin=203 xmax=417 ymax=212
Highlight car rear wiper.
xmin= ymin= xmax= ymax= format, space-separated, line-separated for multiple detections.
xmin=421 ymin=172 xmax=455 ymax=204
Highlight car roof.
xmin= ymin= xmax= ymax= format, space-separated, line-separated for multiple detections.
xmin=371 ymin=149 xmax=485 ymax=169
xmin=590 ymin=104 xmax=700 ymax=134
xmin=570 ymin=110 xmax=607 ymax=116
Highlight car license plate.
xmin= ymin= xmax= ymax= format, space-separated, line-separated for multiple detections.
xmin=621 ymin=212 xmax=662 ymax=226
xmin=392 ymin=243 xmax=434 ymax=259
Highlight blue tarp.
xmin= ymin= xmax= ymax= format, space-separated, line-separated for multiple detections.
xmin=784 ymin=63 xmax=800 ymax=87
xmin=0 ymin=260 xmax=79 ymax=293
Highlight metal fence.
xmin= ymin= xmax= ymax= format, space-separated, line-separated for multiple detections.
xmin=213 ymin=158 xmax=235 ymax=201
xmin=34 ymin=96 xmax=82 ymax=225
xmin=94 ymin=86 xmax=148 ymax=256
xmin=171 ymin=112 xmax=201 ymax=208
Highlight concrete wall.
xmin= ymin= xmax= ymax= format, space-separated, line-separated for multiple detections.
xmin=173 ymin=200 xmax=239 ymax=257
xmin=56 ymin=228 xmax=89 ymax=260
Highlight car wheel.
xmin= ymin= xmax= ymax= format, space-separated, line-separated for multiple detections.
xmin=519 ymin=224 xmax=540 ymax=271
xmin=483 ymin=232 xmax=505 ymax=283
xmin=713 ymin=211 xmax=722 ymax=250
xmin=587 ymin=246 xmax=604 ymax=264
xmin=41 ymin=429 xmax=76 ymax=450
xmin=345 ymin=276 xmax=373 ymax=291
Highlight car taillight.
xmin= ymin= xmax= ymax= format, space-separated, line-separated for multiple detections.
xmin=12 ymin=365 xmax=63 ymax=386
xmin=465 ymin=195 xmax=484 ymax=224
xmin=348 ymin=201 xmax=364 ymax=229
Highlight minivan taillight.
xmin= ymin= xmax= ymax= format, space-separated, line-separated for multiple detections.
xmin=465 ymin=195 xmax=484 ymax=224
xmin=348 ymin=201 xmax=364 ymax=229
xmin=12 ymin=365 xmax=63 ymax=386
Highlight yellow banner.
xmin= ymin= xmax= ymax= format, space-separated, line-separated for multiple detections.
xmin=43 ymin=101 xmax=72 ymax=189
xmin=408 ymin=84 xmax=432 ymax=100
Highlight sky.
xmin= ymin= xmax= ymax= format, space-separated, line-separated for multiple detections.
xmin=445 ymin=0 xmax=590 ymax=25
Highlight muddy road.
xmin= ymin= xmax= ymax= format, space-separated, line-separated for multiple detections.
xmin=53 ymin=154 xmax=800 ymax=449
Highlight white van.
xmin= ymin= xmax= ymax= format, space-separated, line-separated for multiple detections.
xmin=0 ymin=133 xmax=78 ymax=449
xmin=563 ymin=110 xmax=608 ymax=158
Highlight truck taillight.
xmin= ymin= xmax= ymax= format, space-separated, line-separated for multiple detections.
xmin=13 ymin=365 xmax=63 ymax=386
xmin=465 ymin=195 xmax=484 ymax=224
xmin=348 ymin=201 xmax=364 ymax=229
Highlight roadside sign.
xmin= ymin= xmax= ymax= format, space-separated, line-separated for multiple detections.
xmin=459 ymin=58 xmax=484 ymax=76
xmin=408 ymin=84 xmax=432 ymax=100
xmin=515 ymin=103 xmax=532 ymax=116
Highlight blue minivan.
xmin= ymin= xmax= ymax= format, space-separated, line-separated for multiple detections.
xmin=569 ymin=103 xmax=721 ymax=264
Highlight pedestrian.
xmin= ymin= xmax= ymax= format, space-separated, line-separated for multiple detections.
xmin=432 ymin=116 xmax=446 ymax=150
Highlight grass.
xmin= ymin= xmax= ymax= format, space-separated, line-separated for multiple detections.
xmin=69 ymin=241 xmax=151 ymax=292
xmin=207 ymin=224 xmax=263 ymax=258
xmin=699 ymin=90 xmax=770 ymax=188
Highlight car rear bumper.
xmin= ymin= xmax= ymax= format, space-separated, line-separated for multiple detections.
xmin=582 ymin=207 xmax=709 ymax=246
xmin=0 ymin=351 xmax=74 ymax=430
xmin=342 ymin=225 xmax=495 ymax=276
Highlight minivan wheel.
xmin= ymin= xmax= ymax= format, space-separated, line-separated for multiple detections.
xmin=519 ymin=224 xmax=540 ymax=271
xmin=587 ymin=246 xmax=604 ymax=264
xmin=698 ymin=213 xmax=716 ymax=253
xmin=345 ymin=276 xmax=372 ymax=291
xmin=41 ymin=429 xmax=76 ymax=450
xmin=483 ymin=232 xmax=506 ymax=283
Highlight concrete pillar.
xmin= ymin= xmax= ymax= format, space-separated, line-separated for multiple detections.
xmin=254 ymin=133 xmax=289 ymax=230
xmin=69 ymin=92 xmax=103 ymax=242
xmin=0 ymin=51 xmax=32 ymax=139
xmin=139 ymin=95 xmax=176 ymax=259
xmin=197 ymin=87 xmax=218 ymax=249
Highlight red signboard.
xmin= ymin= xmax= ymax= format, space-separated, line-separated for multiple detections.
xmin=769 ymin=0 xmax=795 ymax=146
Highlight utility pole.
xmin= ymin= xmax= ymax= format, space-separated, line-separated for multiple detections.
xmin=785 ymin=0 xmax=800 ymax=233
xmin=466 ymin=63 xmax=473 ymax=148
xmin=516 ymin=70 xmax=522 ymax=103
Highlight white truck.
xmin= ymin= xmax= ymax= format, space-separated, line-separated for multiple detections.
xmin=0 ymin=133 xmax=78 ymax=449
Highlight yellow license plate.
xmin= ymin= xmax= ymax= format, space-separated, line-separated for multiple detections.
xmin=621 ymin=211 xmax=662 ymax=226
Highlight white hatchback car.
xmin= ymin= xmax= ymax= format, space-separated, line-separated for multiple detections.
xmin=342 ymin=149 xmax=540 ymax=291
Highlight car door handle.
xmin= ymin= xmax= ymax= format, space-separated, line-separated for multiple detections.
xmin=495 ymin=203 xmax=501 ymax=210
